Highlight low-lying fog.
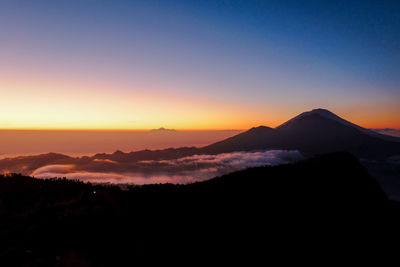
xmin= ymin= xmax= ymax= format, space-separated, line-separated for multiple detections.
xmin=30 ymin=150 xmax=304 ymax=184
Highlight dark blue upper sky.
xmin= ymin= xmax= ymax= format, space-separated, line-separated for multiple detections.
xmin=0 ymin=0 xmax=399 ymax=129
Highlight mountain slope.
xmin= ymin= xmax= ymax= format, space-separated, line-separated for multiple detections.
xmin=202 ymin=126 xmax=277 ymax=154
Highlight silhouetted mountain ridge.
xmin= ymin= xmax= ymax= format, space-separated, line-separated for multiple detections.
xmin=278 ymin=108 xmax=400 ymax=142
xmin=1 ymin=108 xmax=399 ymax=176
xmin=0 ymin=152 xmax=398 ymax=265
xmin=204 ymin=108 xmax=400 ymax=158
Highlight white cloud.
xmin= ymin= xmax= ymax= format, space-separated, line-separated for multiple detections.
xmin=31 ymin=164 xmax=76 ymax=177
xmin=172 ymin=150 xmax=302 ymax=169
xmin=30 ymin=150 xmax=303 ymax=185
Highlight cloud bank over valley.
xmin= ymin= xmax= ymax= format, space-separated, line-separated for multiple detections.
xmin=28 ymin=150 xmax=303 ymax=184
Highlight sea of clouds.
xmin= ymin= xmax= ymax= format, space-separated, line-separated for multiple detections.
xmin=31 ymin=150 xmax=304 ymax=184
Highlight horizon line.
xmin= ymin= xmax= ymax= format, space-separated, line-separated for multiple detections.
xmin=0 ymin=128 xmax=247 ymax=131
xmin=0 ymin=126 xmax=399 ymax=131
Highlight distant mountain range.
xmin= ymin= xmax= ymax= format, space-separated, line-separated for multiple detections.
xmin=98 ymin=108 xmax=400 ymax=162
xmin=1 ymin=108 xmax=399 ymax=175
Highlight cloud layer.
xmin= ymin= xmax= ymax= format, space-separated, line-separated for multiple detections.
xmin=31 ymin=150 xmax=303 ymax=185
xmin=371 ymin=128 xmax=400 ymax=138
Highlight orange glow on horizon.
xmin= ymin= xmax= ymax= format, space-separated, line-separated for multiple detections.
xmin=1 ymin=73 xmax=399 ymax=130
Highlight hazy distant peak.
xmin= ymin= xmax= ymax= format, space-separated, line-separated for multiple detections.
xmin=149 ymin=127 xmax=177 ymax=132
xmin=113 ymin=150 xmax=125 ymax=155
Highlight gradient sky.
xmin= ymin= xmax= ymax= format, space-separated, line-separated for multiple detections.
xmin=0 ymin=0 xmax=399 ymax=129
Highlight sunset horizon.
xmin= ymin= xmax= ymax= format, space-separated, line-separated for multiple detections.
xmin=0 ymin=106 xmax=399 ymax=130
xmin=1 ymin=1 xmax=399 ymax=265
xmin=1 ymin=1 xmax=399 ymax=131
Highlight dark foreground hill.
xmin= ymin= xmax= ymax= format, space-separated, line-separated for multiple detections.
xmin=0 ymin=152 xmax=399 ymax=266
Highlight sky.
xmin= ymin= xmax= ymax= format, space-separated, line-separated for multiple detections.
xmin=0 ymin=0 xmax=399 ymax=129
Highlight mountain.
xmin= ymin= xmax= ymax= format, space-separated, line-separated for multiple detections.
xmin=149 ymin=127 xmax=177 ymax=133
xmin=279 ymin=108 xmax=400 ymax=142
xmin=1 ymin=108 xmax=399 ymax=176
xmin=0 ymin=153 xmax=397 ymax=265
xmin=203 ymin=108 xmax=400 ymax=158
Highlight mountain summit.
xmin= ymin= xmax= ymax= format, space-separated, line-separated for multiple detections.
xmin=278 ymin=108 xmax=399 ymax=142
xmin=277 ymin=108 xmax=341 ymax=128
